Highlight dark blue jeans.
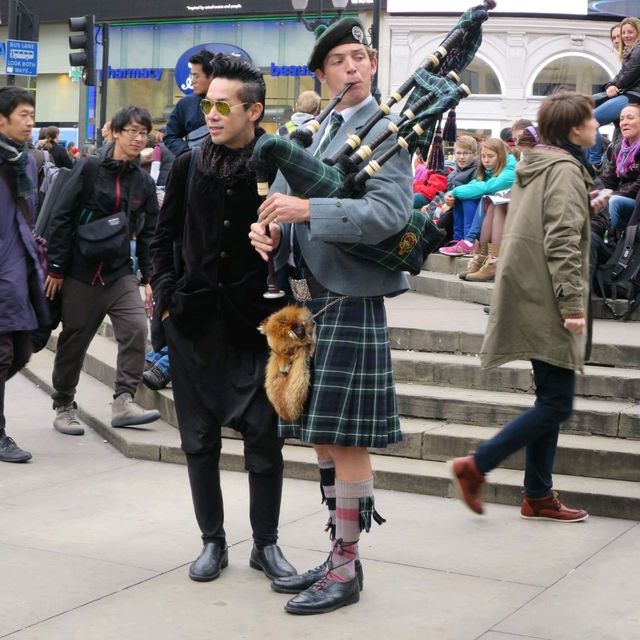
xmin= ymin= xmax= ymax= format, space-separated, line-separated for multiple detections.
xmin=474 ymin=359 xmax=575 ymax=498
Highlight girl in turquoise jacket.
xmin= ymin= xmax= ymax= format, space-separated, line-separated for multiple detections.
xmin=440 ymin=138 xmax=516 ymax=283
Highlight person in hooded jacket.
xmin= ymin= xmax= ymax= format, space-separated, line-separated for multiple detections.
xmin=44 ymin=105 xmax=161 ymax=436
xmin=449 ymin=91 xmax=595 ymax=523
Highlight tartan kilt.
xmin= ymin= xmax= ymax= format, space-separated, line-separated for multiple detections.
xmin=277 ymin=291 xmax=402 ymax=448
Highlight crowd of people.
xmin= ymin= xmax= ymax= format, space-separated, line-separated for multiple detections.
xmin=0 ymin=11 xmax=636 ymax=617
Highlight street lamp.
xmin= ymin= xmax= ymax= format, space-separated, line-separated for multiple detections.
xmin=291 ymin=0 xmax=349 ymax=32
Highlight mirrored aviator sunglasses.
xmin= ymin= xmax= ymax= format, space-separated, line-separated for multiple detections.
xmin=200 ymin=98 xmax=249 ymax=117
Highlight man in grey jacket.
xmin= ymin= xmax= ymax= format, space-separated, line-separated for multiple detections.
xmin=250 ymin=18 xmax=411 ymax=615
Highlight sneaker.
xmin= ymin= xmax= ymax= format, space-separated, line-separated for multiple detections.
xmin=142 ymin=365 xmax=171 ymax=391
xmin=449 ymin=455 xmax=485 ymax=514
xmin=53 ymin=403 xmax=85 ymax=436
xmin=439 ymin=239 xmax=473 ymax=256
xmin=111 ymin=392 xmax=160 ymax=427
xmin=521 ymin=491 xmax=588 ymax=523
xmin=0 ymin=434 xmax=32 ymax=463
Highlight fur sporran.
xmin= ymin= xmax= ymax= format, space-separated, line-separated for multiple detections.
xmin=258 ymin=305 xmax=317 ymax=421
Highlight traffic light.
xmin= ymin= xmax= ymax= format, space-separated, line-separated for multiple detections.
xmin=68 ymin=15 xmax=96 ymax=86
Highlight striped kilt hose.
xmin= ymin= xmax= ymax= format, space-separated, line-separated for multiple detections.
xmin=278 ymin=291 xmax=402 ymax=448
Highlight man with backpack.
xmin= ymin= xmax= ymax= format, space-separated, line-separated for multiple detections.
xmin=44 ymin=105 xmax=161 ymax=436
xmin=0 ymin=86 xmax=49 ymax=463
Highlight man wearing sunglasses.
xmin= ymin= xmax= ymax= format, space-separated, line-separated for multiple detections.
xmin=164 ymin=50 xmax=216 ymax=156
xmin=44 ymin=105 xmax=161 ymax=436
xmin=151 ymin=56 xmax=296 ymax=585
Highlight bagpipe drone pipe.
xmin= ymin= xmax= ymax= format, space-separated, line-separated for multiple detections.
xmin=252 ymin=0 xmax=497 ymax=276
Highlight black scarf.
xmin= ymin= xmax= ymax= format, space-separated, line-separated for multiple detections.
xmin=198 ymin=128 xmax=264 ymax=185
xmin=0 ymin=133 xmax=36 ymax=199
xmin=560 ymin=141 xmax=595 ymax=178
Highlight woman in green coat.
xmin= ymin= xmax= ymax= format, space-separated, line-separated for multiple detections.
xmin=449 ymin=91 xmax=597 ymax=522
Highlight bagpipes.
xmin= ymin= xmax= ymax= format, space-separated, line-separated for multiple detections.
xmin=253 ymin=0 xmax=496 ymax=280
xmin=256 ymin=1 xmax=496 ymax=422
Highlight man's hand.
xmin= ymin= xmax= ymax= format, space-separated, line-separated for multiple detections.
xmin=249 ymin=221 xmax=281 ymax=261
xmin=258 ymin=193 xmax=310 ymax=226
xmin=44 ymin=275 xmax=64 ymax=300
xmin=563 ymin=316 xmax=585 ymax=335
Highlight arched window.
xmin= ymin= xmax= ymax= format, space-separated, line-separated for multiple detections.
xmin=459 ymin=57 xmax=502 ymax=95
xmin=530 ymin=54 xmax=612 ymax=96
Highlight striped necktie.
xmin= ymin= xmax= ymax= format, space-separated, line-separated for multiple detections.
xmin=314 ymin=112 xmax=344 ymax=158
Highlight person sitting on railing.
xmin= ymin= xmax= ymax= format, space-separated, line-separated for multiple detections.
xmin=587 ymin=16 xmax=640 ymax=169
xmin=438 ymin=137 xmax=516 ymax=258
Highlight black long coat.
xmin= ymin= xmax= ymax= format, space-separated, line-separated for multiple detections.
xmin=151 ymin=141 xmax=284 ymax=433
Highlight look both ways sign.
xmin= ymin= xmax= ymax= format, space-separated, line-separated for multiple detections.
xmin=5 ymin=39 xmax=38 ymax=76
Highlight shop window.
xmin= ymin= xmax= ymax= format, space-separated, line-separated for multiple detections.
xmin=531 ymin=55 xmax=611 ymax=96
xmin=459 ymin=57 xmax=502 ymax=95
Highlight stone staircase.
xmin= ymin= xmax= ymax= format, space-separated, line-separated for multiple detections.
xmin=23 ymin=254 xmax=640 ymax=520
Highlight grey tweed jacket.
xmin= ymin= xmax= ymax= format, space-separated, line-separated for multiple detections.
xmin=272 ymin=97 xmax=412 ymax=297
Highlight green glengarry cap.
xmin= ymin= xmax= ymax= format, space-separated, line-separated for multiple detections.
xmin=307 ymin=17 xmax=370 ymax=72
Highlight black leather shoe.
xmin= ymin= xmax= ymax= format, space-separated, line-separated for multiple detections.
xmin=284 ymin=574 xmax=360 ymax=615
xmin=0 ymin=435 xmax=32 ymax=463
xmin=271 ymin=558 xmax=363 ymax=594
xmin=249 ymin=543 xmax=297 ymax=580
xmin=188 ymin=542 xmax=228 ymax=582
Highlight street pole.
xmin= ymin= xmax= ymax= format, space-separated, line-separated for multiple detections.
xmin=98 ymin=22 xmax=110 ymax=145
xmin=371 ymin=0 xmax=381 ymax=91
xmin=6 ymin=0 xmax=17 ymax=86
xmin=78 ymin=81 xmax=87 ymax=152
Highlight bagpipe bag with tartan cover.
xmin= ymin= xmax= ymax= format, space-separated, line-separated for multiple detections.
xmin=251 ymin=1 xmax=495 ymax=275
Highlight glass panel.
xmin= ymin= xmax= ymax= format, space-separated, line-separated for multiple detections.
xmin=532 ymin=55 xmax=610 ymax=96
xmin=459 ymin=58 xmax=501 ymax=95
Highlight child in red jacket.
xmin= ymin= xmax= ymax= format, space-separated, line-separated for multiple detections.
xmin=413 ymin=168 xmax=448 ymax=209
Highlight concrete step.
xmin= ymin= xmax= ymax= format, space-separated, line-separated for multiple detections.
xmin=419 ymin=259 xmax=640 ymax=321
xmin=391 ymin=350 xmax=640 ymax=402
xmin=420 ymin=422 xmax=640 ymax=483
xmin=386 ymin=292 xmax=640 ymax=368
xmin=20 ymin=349 xmax=640 ymax=521
xmin=410 ymin=271 xmax=493 ymax=306
xmin=395 ymin=382 xmax=640 ymax=439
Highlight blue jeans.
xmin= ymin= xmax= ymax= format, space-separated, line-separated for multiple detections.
xmin=474 ymin=359 xmax=575 ymax=498
xmin=145 ymin=346 xmax=170 ymax=377
xmin=608 ymin=194 xmax=636 ymax=233
xmin=588 ymin=95 xmax=629 ymax=165
xmin=453 ymin=198 xmax=481 ymax=241
xmin=464 ymin=199 xmax=485 ymax=243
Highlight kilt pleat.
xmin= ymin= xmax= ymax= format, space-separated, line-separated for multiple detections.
xmin=278 ymin=291 xmax=402 ymax=448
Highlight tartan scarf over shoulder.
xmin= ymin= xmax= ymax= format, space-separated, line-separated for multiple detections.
xmin=0 ymin=133 xmax=36 ymax=199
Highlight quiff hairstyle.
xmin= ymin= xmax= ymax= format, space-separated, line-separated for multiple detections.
xmin=537 ymin=92 xmax=594 ymax=148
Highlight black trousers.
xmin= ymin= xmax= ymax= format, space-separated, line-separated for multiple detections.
xmin=0 ymin=331 xmax=32 ymax=432
xmin=166 ymin=317 xmax=284 ymax=548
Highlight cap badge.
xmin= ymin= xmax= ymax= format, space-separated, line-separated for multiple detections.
xmin=352 ymin=26 xmax=365 ymax=43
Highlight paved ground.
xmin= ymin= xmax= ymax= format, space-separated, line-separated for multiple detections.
xmin=1 ymin=374 xmax=638 ymax=640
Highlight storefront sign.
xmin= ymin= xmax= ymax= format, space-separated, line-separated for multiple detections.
xmin=23 ymin=0 xmax=385 ymax=22
xmin=269 ymin=63 xmax=315 ymax=77
xmin=175 ymin=43 xmax=252 ymax=95
xmin=98 ymin=66 xmax=164 ymax=81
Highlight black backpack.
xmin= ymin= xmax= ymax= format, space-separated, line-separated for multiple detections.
xmin=595 ymin=207 xmax=640 ymax=320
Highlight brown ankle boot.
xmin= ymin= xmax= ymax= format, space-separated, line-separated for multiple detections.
xmin=466 ymin=243 xmax=499 ymax=282
xmin=459 ymin=241 xmax=488 ymax=280
xmin=521 ymin=491 xmax=588 ymax=522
